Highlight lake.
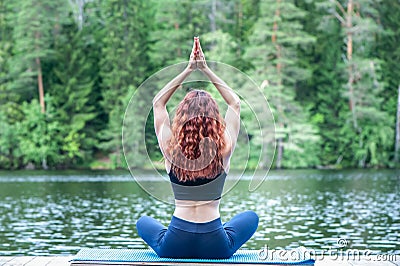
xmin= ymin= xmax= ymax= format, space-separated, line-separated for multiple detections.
xmin=0 ymin=169 xmax=398 ymax=256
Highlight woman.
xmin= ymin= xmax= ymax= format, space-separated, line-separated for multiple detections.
xmin=136 ymin=37 xmax=258 ymax=259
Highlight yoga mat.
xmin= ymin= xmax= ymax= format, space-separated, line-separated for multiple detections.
xmin=70 ymin=248 xmax=315 ymax=265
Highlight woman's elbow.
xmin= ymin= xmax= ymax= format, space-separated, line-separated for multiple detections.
xmin=152 ymin=100 xmax=165 ymax=110
xmin=229 ymin=100 xmax=241 ymax=112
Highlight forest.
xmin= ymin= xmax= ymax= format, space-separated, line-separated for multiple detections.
xmin=0 ymin=0 xmax=399 ymax=170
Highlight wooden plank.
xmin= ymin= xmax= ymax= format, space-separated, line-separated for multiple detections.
xmin=390 ymin=254 xmax=400 ymax=266
xmin=22 ymin=256 xmax=72 ymax=266
xmin=392 ymin=258 xmax=400 ymax=266
xmin=313 ymin=255 xmax=400 ymax=266
xmin=0 ymin=257 xmax=36 ymax=266
xmin=0 ymin=256 xmax=73 ymax=266
xmin=44 ymin=256 xmax=72 ymax=266
xmin=0 ymin=255 xmax=398 ymax=266
xmin=69 ymin=256 xmax=400 ymax=266
xmin=314 ymin=258 xmax=352 ymax=266
xmin=0 ymin=257 xmax=15 ymax=266
xmin=348 ymin=259 xmax=396 ymax=266
xmin=70 ymin=263 xmax=310 ymax=266
xmin=23 ymin=257 xmax=55 ymax=266
xmin=392 ymin=256 xmax=400 ymax=266
xmin=347 ymin=255 xmax=400 ymax=266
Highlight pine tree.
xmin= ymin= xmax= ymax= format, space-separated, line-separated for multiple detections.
xmin=376 ymin=2 xmax=400 ymax=165
xmin=216 ymin=0 xmax=261 ymax=70
xmin=99 ymin=0 xmax=153 ymax=168
xmin=0 ymin=0 xmax=12 ymax=97
xmin=201 ymin=30 xmax=238 ymax=66
xmin=6 ymin=0 xmax=69 ymax=168
xmin=9 ymin=0 xmax=68 ymax=113
xmin=319 ymin=0 xmax=393 ymax=167
xmin=294 ymin=0 xmax=347 ymax=167
xmin=0 ymin=0 xmax=25 ymax=168
xmin=244 ymin=0 xmax=318 ymax=168
xmin=150 ymin=0 xmax=208 ymax=68
xmin=48 ymin=16 xmax=98 ymax=166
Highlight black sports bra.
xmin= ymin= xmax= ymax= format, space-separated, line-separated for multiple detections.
xmin=168 ymin=170 xmax=227 ymax=201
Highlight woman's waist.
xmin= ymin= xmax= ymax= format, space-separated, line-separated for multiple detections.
xmin=169 ymin=215 xmax=223 ymax=233
xmin=173 ymin=199 xmax=220 ymax=223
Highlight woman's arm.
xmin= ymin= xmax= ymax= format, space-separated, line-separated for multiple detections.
xmin=152 ymin=41 xmax=197 ymax=160
xmin=203 ymin=67 xmax=241 ymax=159
xmin=196 ymin=41 xmax=241 ymax=158
xmin=152 ymin=67 xmax=193 ymax=109
xmin=196 ymin=41 xmax=240 ymax=107
xmin=201 ymin=67 xmax=241 ymax=108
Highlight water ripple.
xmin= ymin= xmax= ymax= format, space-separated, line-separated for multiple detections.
xmin=0 ymin=170 xmax=398 ymax=255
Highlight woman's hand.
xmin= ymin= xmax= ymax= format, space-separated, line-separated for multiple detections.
xmin=186 ymin=37 xmax=209 ymax=71
xmin=195 ymin=38 xmax=208 ymax=71
xmin=187 ymin=39 xmax=198 ymax=71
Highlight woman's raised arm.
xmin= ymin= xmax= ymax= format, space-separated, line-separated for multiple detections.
xmin=152 ymin=40 xmax=197 ymax=159
xmin=196 ymin=40 xmax=241 ymax=158
xmin=152 ymin=42 xmax=197 ymax=109
xmin=195 ymin=40 xmax=240 ymax=108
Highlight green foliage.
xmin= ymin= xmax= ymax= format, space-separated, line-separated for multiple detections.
xmin=98 ymin=0 xmax=153 ymax=168
xmin=317 ymin=0 xmax=393 ymax=168
xmin=244 ymin=0 xmax=319 ymax=168
xmin=0 ymin=0 xmax=17 ymax=103
xmin=0 ymin=0 xmax=398 ymax=170
xmin=150 ymin=0 xmax=208 ymax=67
xmin=9 ymin=0 xmax=68 ymax=98
xmin=48 ymin=16 xmax=98 ymax=165
xmin=201 ymin=30 xmax=238 ymax=66
xmin=0 ymin=103 xmax=23 ymax=169
xmin=376 ymin=1 xmax=400 ymax=165
xmin=16 ymin=98 xmax=63 ymax=168
xmin=296 ymin=0 xmax=347 ymax=167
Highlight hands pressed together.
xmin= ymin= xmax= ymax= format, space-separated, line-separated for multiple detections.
xmin=187 ymin=36 xmax=208 ymax=71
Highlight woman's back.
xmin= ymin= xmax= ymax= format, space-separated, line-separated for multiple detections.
xmin=169 ymin=166 xmax=227 ymax=222
xmin=162 ymin=88 xmax=234 ymax=222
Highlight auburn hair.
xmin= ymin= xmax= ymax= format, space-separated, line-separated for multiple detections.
xmin=167 ymin=90 xmax=226 ymax=182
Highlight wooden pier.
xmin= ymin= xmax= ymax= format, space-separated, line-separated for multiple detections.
xmin=0 ymin=255 xmax=398 ymax=266
xmin=0 ymin=256 xmax=72 ymax=266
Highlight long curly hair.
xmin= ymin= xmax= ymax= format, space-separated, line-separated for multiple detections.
xmin=167 ymin=90 xmax=226 ymax=182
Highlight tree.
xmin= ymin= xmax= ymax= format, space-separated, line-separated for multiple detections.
xmin=215 ymin=0 xmax=261 ymax=70
xmin=294 ymin=0 xmax=347 ymax=167
xmin=9 ymin=0 xmax=69 ymax=113
xmin=48 ymin=16 xmax=98 ymax=166
xmin=244 ymin=0 xmax=318 ymax=168
xmin=319 ymin=0 xmax=393 ymax=167
xmin=99 ymin=0 xmax=153 ymax=168
xmin=0 ymin=104 xmax=24 ymax=169
xmin=0 ymin=0 xmax=13 ymax=100
xmin=16 ymin=98 xmax=65 ymax=168
xmin=396 ymin=86 xmax=400 ymax=163
xmin=150 ymin=0 xmax=207 ymax=68
xmin=376 ymin=2 xmax=400 ymax=165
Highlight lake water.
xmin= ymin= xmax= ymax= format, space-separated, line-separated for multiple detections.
xmin=0 ymin=169 xmax=398 ymax=256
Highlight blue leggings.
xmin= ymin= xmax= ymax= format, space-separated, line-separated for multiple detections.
xmin=136 ymin=211 xmax=259 ymax=259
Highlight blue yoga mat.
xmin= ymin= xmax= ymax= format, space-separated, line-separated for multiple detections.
xmin=70 ymin=248 xmax=315 ymax=265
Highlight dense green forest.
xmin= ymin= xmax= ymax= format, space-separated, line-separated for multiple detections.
xmin=0 ymin=0 xmax=399 ymax=170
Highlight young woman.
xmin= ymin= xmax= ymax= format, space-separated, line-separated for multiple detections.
xmin=136 ymin=37 xmax=258 ymax=259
